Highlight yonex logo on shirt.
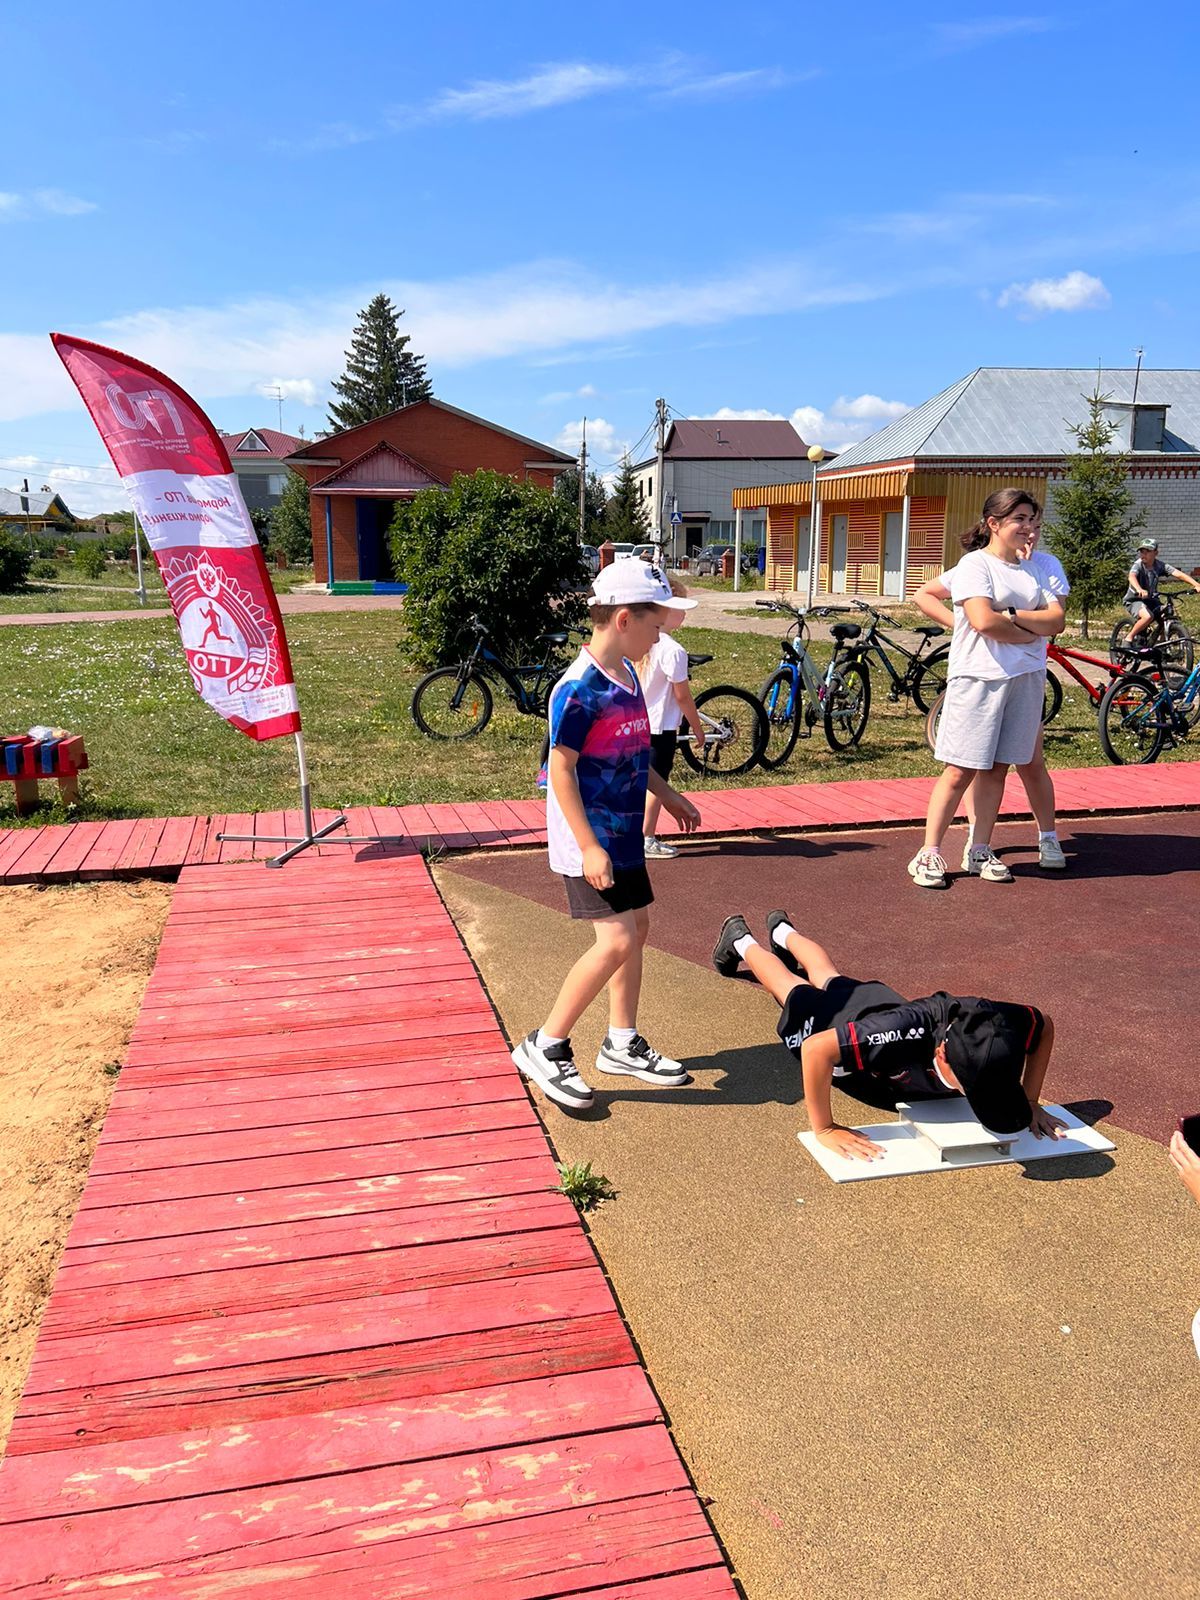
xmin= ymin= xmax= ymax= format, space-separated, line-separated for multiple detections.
xmin=617 ymin=716 xmax=650 ymax=738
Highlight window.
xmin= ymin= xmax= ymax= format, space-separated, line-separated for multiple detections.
xmin=268 ymin=474 xmax=286 ymax=497
xmin=238 ymin=431 xmax=269 ymax=452
xmin=752 ymin=519 xmax=766 ymax=541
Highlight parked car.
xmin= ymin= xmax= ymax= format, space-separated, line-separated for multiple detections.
xmin=693 ymin=543 xmax=752 ymax=576
xmin=579 ymin=543 xmax=600 ymax=577
xmin=632 ymin=543 xmax=660 ymax=564
xmin=609 ymin=542 xmax=637 ymax=559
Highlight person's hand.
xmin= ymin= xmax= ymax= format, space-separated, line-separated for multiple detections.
xmin=1029 ymin=1104 xmax=1068 ymax=1140
xmin=662 ymin=790 xmax=701 ymax=833
xmin=815 ymin=1124 xmax=885 ymax=1161
xmin=582 ymin=844 xmax=614 ymax=890
xmin=1168 ymin=1130 xmax=1200 ymax=1207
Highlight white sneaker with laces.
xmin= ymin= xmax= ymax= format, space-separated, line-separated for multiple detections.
xmin=595 ymin=1033 xmax=688 ymax=1084
xmin=643 ymin=837 xmax=679 ymax=860
xmin=908 ymin=849 xmax=949 ymax=889
xmin=511 ymin=1033 xmax=594 ymax=1110
xmin=964 ymin=845 xmax=1013 ymax=883
xmin=1038 ymin=837 xmax=1068 ymax=870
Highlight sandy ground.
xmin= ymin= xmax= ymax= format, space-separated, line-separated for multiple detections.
xmin=437 ymin=846 xmax=1200 ymax=1600
xmin=0 ymin=881 xmax=171 ymax=1454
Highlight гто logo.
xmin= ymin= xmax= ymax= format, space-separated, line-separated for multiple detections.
xmin=163 ymin=554 xmax=275 ymax=696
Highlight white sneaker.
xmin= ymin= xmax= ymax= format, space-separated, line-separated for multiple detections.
xmin=964 ymin=845 xmax=1013 ymax=883
xmin=908 ymin=849 xmax=949 ymax=889
xmin=1038 ymin=837 xmax=1068 ymax=870
xmin=595 ymin=1034 xmax=688 ymax=1084
xmin=643 ymin=837 xmax=679 ymax=860
xmin=512 ymin=1033 xmax=594 ymax=1110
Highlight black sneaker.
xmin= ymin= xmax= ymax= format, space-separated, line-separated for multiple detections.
xmin=712 ymin=913 xmax=751 ymax=977
xmin=765 ymin=910 xmax=805 ymax=976
xmin=511 ymin=1033 xmax=594 ymax=1110
xmin=595 ymin=1034 xmax=688 ymax=1085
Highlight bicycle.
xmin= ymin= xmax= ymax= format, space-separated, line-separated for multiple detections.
xmin=753 ymin=598 xmax=867 ymax=762
xmin=1097 ymin=659 xmax=1200 ymax=765
xmin=410 ymin=616 xmax=583 ymax=739
xmin=830 ymin=599 xmax=950 ymax=714
xmin=1108 ymin=588 xmax=1195 ymax=676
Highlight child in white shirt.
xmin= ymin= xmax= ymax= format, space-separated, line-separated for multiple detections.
xmin=636 ymin=577 xmax=702 ymax=860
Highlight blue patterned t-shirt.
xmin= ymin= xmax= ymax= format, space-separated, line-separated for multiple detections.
xmin=545 ymin=649 xmax=651 ymax=876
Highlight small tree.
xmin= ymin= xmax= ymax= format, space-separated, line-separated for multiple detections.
xmin=270 ymin=471 xmax=314 ymax=564
xmin=75 ymin=540 xmax=108 ymax=579
xmin=553 ymin=465 xmax=608 ymax=542
xmin=327 ymin=293 xmax=432 ymax=432
xmin=0 ymin=526 xmax=33 ymax=591
xmin=1042 ymin=388 xmax=1147 ymax=637
xmin=390 ymin=470 xmax=588 ymax=668
xmin=604 ymin=456 xmax=651 ymax=543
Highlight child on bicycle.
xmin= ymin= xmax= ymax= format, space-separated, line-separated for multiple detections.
xmin=1124 ymin=538 xmax=1200 ymax=646
xmin=636 ymin=574 xmax=703 ymax=860
xmin=710 ymin=910 xmax=1067 ymax=1161
xmin=511 ymin=561 xmax=702 ymax=1112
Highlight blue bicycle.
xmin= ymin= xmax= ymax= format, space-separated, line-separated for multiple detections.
xmin=1097 ymin=658 xmax=1200 ymax=764
xmin=754 ymin=598 xmax=866 ymax=766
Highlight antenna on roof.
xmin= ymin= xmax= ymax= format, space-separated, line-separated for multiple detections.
xmin=1132 ymin=346 xmax=1144 ymax=404
xmin=265 ymin=384 xmax=284 ymax=431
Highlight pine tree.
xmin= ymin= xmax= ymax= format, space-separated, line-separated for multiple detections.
xmin=603 ymin=457 xmax=651 ymax=543
xmin=1042 ymin=387 xmax=1147 ymax=636
xmin=553 ymin=465 xmax=608 ymax=541
xmin=326 ymin=293 xmax=432 ymax=432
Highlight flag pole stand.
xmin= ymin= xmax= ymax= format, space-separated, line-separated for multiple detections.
xmin=216 ymin=733 xmax=410 ymax=868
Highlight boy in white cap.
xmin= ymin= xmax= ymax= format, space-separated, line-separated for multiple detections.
xmin=511 ymin=562 xmax=702 ymax=1112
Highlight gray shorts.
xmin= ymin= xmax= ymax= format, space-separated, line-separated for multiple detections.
xmin=934 ymin=671 xmax=1044 ymax=770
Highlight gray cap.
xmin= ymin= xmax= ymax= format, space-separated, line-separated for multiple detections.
xmin=1137 ymin=536 xmax=1159 ymax=550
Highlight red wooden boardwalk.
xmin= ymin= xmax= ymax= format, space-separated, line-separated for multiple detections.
xmin=1 ymin=760 xmax=1197 ymax=885
xmin=0 ymin=852 xmax=736 ymax=1598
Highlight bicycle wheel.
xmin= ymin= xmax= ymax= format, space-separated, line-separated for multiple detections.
xmin=1042 ymin=671 xmax=1064 ymax=726
xmin=1098 ymin=673 xmax=1167 ymax=765
xmin=911 ymin=646 xmax=950 ymax=714
xmin=1108 ymin=618 xmax=1138 ymax=667
xmin=924 ymin=689 xmax=944 ymax=754
xmin=1163 ymin=619 xmax=1194 ymax=679
xmin=756 ymin=668 xmax=802 ymax=769
xmin=678 ymin=685 xmax=768 ymax=777
xmin=823 ymin=662 xmax=871 ymax=750
xmin=411 ymin=668 xmax=494 ymax=739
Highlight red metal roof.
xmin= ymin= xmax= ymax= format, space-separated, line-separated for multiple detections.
xmin=219 ymin=427 xmax=306 ymax=459
xmin=665 ymin=419 xmax=809 ymax=459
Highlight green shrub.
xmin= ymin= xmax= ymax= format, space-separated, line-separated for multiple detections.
xmin=29 ymin=559 xmax=58 ymax=580
xmin=390 ymin=470 xmax=588 ymax=669
xmin=0 ymin=527 xmax=33 ymax=591
xmin=270 ymin=471 xmax=314 ymax=564
xmin=74 ymin=541 xmax=108 ymax=579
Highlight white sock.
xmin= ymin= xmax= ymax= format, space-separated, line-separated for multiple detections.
xmin=609 ymin=1026 xmax=636 ymax=1049
xmin=1039 ymin=830 xmax=1058 ymax=843
xmin=771 ymin=920 xmax=796 ymax=951
xmin=965 ymin=823 xmax=976 ymax=847
xmin=535 ymin=1029 xmax=566 ymax=1050
xmin=733 ymin=934 xmax=757 ymax=959
xmin=644 ymin=835 xmax=656 ymax=846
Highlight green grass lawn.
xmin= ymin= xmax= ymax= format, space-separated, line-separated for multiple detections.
xmin=0 ymin=563 xmax=316 ymax=614
xmin=0 ymin=614 xmax=1115 ymax=827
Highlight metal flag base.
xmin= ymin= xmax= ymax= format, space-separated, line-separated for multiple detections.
xmin=215 ymin=733 xmax=410 ymax=869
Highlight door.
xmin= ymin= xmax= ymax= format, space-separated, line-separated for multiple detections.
xmin=831 ymin=515 xmax=848 ymax=593
xmin=356 ymin=498 xmax=379 ymax=580
xmin=794 ymin=513 xmax=811 ymax=597
xmin=882 ymin=511 xmax=903 ymax=598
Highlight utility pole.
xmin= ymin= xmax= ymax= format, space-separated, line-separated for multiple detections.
xmin=578 ymin=418 xmax=587 ymax=543
xmin=654 ymin=397 xmax=668 ymax=558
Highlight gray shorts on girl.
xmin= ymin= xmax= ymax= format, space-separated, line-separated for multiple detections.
xmin=934 ymin=670 xmax=1044 ymax=770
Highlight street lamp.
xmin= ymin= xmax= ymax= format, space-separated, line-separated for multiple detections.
xmin=805 ymin=444 xmax=825 ymax=608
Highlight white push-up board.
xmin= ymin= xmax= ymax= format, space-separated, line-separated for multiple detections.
xmin=798 ymin=1101 xmax=1115 ymax=1183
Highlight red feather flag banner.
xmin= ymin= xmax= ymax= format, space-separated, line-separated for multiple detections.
xmin=52 ymin=332 xmax=301 ymax=741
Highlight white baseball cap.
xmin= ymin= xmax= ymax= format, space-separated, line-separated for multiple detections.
xmin=588 ymin=560 xmax=697 ymax=611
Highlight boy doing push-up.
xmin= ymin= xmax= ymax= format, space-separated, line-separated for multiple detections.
xmin=711 ymin=912 xmax=1067 ymax=1160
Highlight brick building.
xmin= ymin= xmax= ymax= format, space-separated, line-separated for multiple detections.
xmin=734 ymin=367 xmax=1200 ymax=600
xmin=285 ymin=400 xmax=574 ymax=588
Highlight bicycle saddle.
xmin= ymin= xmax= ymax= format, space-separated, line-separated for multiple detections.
xmin=687 ymin=652 xmax=714 ymax=669
xmin=913 ymin=624 xmax=945 ymax=638
xmin=830 ymin=623 xmax=862 ymax=643
xmin=537 ymin=631 xmax=570 ymax=645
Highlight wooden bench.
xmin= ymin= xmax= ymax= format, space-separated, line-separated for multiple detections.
xmin=1 ymin=734 xmax=89 ymax=815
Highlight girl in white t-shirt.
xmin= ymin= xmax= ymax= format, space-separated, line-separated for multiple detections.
xmin=914 ymin=510 xmax=1069 ymax=873
xmin=636 ymin=577 xmax=702 ymax=860
xmin=908 ymin=489 xmax=1065 ymax=891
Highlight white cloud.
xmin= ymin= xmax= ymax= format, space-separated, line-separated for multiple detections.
xmin=931 ymin=16 xmax=1055 ymax=53
xmin=830 ymin=393 xmax=910 ymax=421
xmin=1 ymin=456 xmax=127 ymax=518
xmin=997 ymin=269 xmax=1110 ymax=315
xmin=705 ymin=395 xmax=909 ymax=451
xmin=538 ymin=383 xmax=597 ymax=405
xmin=414 ymin=62 xmax=635 ymax=123
xmin=255 ymin=377 xmax=320 ymax=407
xmin=0 ymin=190 xmax=97 ymax=221
xmin=662 ymin=66 xmax=807 ymax=100
xmin=554 ymin=416 xmax=627 ymax=462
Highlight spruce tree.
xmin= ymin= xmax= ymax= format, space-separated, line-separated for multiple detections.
xmin=326 ymin=293 xmax=432 ymax=432
xmin=603 ymin=456 xmax=651 ymax=543
xmin=1042 ymin=387 xmax=1147 ymax=636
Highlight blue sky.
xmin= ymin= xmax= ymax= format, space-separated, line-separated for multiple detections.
xmin=3 ymin=0 xmax=1199 ymax=512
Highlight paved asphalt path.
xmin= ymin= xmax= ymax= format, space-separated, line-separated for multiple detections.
xmin=437 ymin=813 xmax=1200 ymax=1600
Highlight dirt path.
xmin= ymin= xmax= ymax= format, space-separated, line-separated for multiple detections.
xmin=0 ymin=881 xmax=170 ymax=1453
